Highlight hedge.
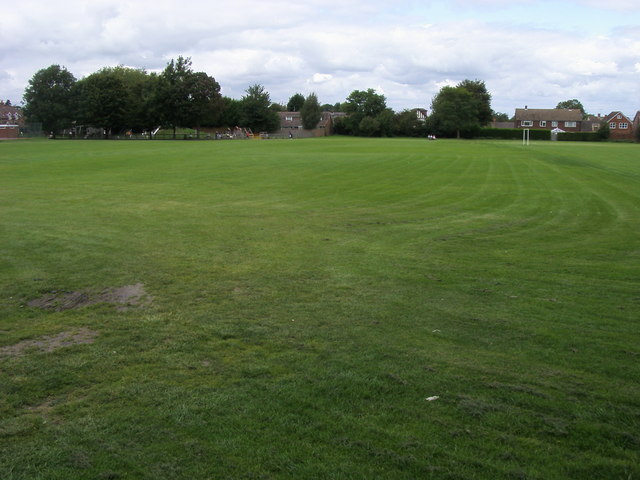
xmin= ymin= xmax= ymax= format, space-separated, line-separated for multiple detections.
xmin=477 ymin=128 xmax=550 ymax=140
xmin=556 ymin=131 xmax=603 ymax=142
xmin=478 ymin=128 xmax=604 ymax=142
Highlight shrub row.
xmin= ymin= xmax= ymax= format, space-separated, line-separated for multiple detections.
xmin=478 ymin=128 xmax=604 ymax=142
xmin=477 ymin=128 xmax=550 ymax=140
xmin=556 ymin=131 xmax=603 ymax=142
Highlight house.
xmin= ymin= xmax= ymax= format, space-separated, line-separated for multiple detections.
xmin=514 ymin=107 xmax=583 ymax=131
xmin=0 ymin=102 xmax=23 ymax=139
xmin=603 ymin=111 xmax=635 ymax=140
xmin=278 ymin=111 xmax=336 ymax=138
xmin=580 ymin=114 xmax=603 ymax=132
xmin=413 ymin=108 xmax=428 ymax=122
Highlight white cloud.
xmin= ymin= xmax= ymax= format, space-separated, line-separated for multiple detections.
xmin=2 ymin=0 xmax=639 ymax=116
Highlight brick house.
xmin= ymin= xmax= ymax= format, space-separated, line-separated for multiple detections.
xmin=604 ymin=111 xmax=635 ymax=140
xmin=514 ymin=107 xmax=583 ymax=131
xmin=278 ymin=111 xmax=336 ymax=138
xmin=0 ymin=102 xmax=23 ymax=139
xmin=581 ymin=114 xmax=605 ymax=133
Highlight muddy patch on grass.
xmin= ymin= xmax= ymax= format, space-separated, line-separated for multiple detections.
xmin=28 ymin=283 xmax=152 ymax=312
xmin=0 ymin=328 xmax=98 ymax=357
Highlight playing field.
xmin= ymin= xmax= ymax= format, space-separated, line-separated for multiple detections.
xmin=1 ymin=137 xmax=639 ymax=479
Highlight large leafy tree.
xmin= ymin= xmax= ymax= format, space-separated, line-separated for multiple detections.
xmin=239 ymin=84 xmax=280 ymax=132
xmin=300 ymin=92 xmax=321 ymax=130
xmin=457 ymin=79 xmax=493 ymax=126
xmin=185 ymin=71 xmax=222 ymax=132
xmin=23 ymin=65 xmax=77 ymax=136
xmin=109 ymin=66 xmax=159 ymax=132
xmin=341 ymin=88 xmax=389 ymax=136
xmin=156 ymin=56 xmax=221 ymax=137
xmin=76 ymin=66 xmax=159 ymax=136
xmin=215 ymin=97 xmax=242 ymax=127
xmin=430 ymin=86 xmax=480 ymax=138
xmin=287 ymin=93 xmax=305 ymax=112
xmin=76 ymin=68 xmax=129 ymax=137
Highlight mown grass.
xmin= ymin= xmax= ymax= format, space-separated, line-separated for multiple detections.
xmin=1 ymin=137 xmax=639 ymax=479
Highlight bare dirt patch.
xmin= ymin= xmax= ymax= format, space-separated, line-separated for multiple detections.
xmin=0 ymin=328 xmax=98 ymax=357
xmin=27 ymin=283 xmax=152 ymax=312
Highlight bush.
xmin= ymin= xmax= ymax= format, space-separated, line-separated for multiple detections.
xmin=557 ymin=132 xmax=602 ymax=142
xmin=477 ymin=128 xmax=550 ymax=140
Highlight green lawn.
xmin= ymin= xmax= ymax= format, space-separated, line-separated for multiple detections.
xmin=1 ymin=137 xmax=639 ymax=479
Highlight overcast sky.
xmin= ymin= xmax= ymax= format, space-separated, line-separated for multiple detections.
xmin=2 ymin=0 xmax=639 ymax=116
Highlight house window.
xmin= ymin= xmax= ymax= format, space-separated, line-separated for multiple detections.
xmin=552 ymin=121 xmax=558 ymax=127
xmin=565 ymin=122 xmax=577 ymax=128
xmin=617 ymin=114 xmax=622 ymax=119
xmin=619 ymin=123 xmax=628 ymax=129
xmin=610 ymin=122 xmax=616 ymax=129
xmin=539 ymin=121 xmax=546 ymax=127
xmin=285 ymin=116 xmax=293 ymax=121
xmin=521 ymin=120 xmax=533 ymax=127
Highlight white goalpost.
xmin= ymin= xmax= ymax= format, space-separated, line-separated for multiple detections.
xmin=523 ymin=128 xmax=530 ymax=146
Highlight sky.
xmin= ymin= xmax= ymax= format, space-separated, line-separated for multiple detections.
xmin=2 ymin=0 xmax=639 ymax=117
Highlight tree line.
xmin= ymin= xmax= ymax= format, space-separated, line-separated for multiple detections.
xmin=22 ymin=57 xmax=497 ymax=138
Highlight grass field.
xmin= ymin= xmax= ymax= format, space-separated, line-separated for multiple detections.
xmin=1 ymin=137 xmax=639 ymax=479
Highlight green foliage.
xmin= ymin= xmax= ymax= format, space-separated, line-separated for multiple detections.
xmin=76 ymin=68 xmax=129 ymax=136
xmin=457 ymin=79 xmax=493 ymax=126
xmin=321 ymin=102 xmax=341 ymax=112
xmin=557 ymin=131 xmax=603 ymax=142
xmin=597 ymin=121 xmax=611 ymax=140
xmin=492 ymin=111 xmax=510 ymax=122
xmin=287 ymin=93 xmax=305 ymax=112
xmin=430 ymin=86 xmax=480 ymax=138
xmin=22 ymin=65 xmax=77 ymax=135
xmin=156 ymin=57 xmax=221 ymax=134
xmin=393 ymin=110 xmax=427 ymax=137
xmin=478 ymin=128 xmax=550 ymax=140
xmin=239 ymin=84 xmax=280 ymax=132
xmin=341 ymin=88 xmax=389 ymax=136
xmin=300 ymin=93 xmax=321 ymax=130
xmin=216 ymin=97 xmax=242 ymax=127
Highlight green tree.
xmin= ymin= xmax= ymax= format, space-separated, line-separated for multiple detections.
xmin=287 ymin=93 xmax=305 ymax=112
xmin=216 ymin=97 xmax=242 ymax=127
xmin=342 ymin=88 xmax=388 ymax=135
xmin=393 ymin=110 xmax=427 ymax=137
xmin=321 ymin=103 xmax=340 ymax=112
xmin=597 ymin=121 xmax=610 ymax=140
xmin=23 ymin=65 xmax=77 ymax=136
xmin=103 ymin=66 xmax=159 ymax=132
xmin=76 ymin=68 xmax=128 ymax=138
xmin=457 ymin=79 xmax=493 ymax=126
xmin=300 ymin=93 xmax=321 ymax=130
xmin=492 ymin=111 xmax=510 ymax=122
xmin=156 ymin=57 xmax=221 ymax=137
xmin=239 ymin=84 xmax=280 ymax=132
xmin=375 ymin=108 xmax=395 ymax=137
xmin=556 ymin=99 xmax=586 ymax=118
xmin=430 ymin=86 xmax=480 ymax=138
xmin=185 ymin=71 xmax=222 ymax=134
